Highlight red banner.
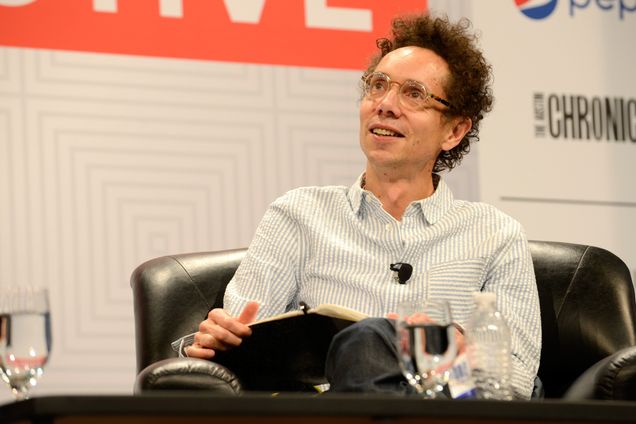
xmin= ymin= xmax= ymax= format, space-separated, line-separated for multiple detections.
xmin=0 ymin=0 xmax=427 ymax=69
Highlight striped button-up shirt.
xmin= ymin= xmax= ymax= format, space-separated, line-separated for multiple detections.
xmin=223 ymin=175 xmax=541 ymax=398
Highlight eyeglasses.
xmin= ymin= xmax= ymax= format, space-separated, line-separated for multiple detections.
xmin=361 ymin=71 xmax=452 ymax=110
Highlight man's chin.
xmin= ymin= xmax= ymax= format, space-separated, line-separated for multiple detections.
xmin=364 ymin=153 xmax=404 ymax=169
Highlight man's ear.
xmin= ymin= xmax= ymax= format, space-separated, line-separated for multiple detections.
xmin=441 ymin=117 xmax=472 ymax=151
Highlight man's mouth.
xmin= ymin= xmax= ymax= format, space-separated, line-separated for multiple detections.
xmin=370 ymin=128 xmax=404 ymax=137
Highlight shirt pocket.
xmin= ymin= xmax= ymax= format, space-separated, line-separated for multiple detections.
xmin=427 ymin=257 xmax=488 ymax=324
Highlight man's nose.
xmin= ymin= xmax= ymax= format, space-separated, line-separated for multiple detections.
xmin=376 ymin=85 xmax=402 ymax=116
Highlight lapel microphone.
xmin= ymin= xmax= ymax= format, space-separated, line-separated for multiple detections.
xmin=390 ymin=262 xmax=413 ymax=284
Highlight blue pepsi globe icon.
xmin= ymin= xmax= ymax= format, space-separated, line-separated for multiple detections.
xmin=515 ymin=0 xmax=558 ymax=20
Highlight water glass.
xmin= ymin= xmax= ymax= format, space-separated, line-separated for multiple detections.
xmin=395 ymin=299 xmax=456 ymax=398
xmin=0 ymin=286 xmax=51 ymax=401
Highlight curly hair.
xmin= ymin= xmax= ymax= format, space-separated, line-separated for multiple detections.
xmin=366 ymin=14 xmax=494 ymax=173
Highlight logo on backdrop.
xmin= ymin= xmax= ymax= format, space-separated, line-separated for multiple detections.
xmin=0 ymin=1 xmax=427 ymax=70
xmin=533 ymin=93 xmax=636 ymax=142
xmin=515 ymin=0 xmax=635 ymax=20
xmin=515 ymin=0 xmax=558 ymax=20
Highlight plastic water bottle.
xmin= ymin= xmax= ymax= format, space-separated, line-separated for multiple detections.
xmin=465 ymin=292 xmax=513 ymax=400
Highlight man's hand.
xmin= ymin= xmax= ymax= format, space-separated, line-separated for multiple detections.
xmin=454 ymin=328 xmax=465 ymax=355
xmin=185 ymin=301 xmax=259 ymax=359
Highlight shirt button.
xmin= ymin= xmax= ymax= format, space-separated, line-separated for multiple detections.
xmin=385 ymin=224 xmax=392 ymax=231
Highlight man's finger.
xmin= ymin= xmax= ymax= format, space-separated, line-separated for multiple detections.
xmin=186 ymin=344 xmax=215 ymax=360
xmin=238 ymin=301 xmax=259 ymax=324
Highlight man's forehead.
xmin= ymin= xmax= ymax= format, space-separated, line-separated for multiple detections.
xmin=379 ymin=46 xmax=447 ymax=68
xmin=376 ymin=46 xmax=449 ymax=85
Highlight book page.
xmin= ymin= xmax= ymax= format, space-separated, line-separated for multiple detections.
xmin=251 ymin=303 xmax=368 ymax=326
xmin=311 ymin=304 xmax=368 ymax=322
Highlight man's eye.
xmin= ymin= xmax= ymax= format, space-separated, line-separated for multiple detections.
xmin=403 ymin=86 xmax=425 ymax=99
xmin=371 ymin=81 xmax=387 ymax=91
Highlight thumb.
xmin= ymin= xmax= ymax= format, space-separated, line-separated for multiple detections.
xmin=238 ymin=301 xmax=259 ymax=324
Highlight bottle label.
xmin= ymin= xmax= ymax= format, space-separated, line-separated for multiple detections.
xmin=448 ymin=353 xmax=477 ymax=399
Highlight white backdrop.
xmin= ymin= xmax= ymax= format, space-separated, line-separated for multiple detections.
xmin=453 ymin=1 xmax=636 ymax=280
xmin=0 ymin=40 xmax=477 ymax=404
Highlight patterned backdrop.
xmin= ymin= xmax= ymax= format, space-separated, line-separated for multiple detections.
xmin=0 ymin=46 xmax=479 ymax=401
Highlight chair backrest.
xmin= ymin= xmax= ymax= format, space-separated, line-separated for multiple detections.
xmin=131 ymin=248 xmax=247 ymax=373
xmin=530 ymin=241 xmax=636 ymax=397
xmin=130 ymin=241 xmax=636 ymax=397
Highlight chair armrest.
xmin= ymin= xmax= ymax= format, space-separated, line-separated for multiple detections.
xmin=564 ymin=346 xmax=636 ymax=400
xmin=134 ymin=358 xmax=242 ymax=395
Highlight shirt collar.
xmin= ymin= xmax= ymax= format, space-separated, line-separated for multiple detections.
xmin=412 ymin=176 xmax=454 ymax=224
xmin=348 ymin=173 xmax=367 ymax=216
xmin=346 ymin=173 xmax=454 ymax=224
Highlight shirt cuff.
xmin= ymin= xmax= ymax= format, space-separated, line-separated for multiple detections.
xmin=171 ymin=333 xmax=196 ymax=357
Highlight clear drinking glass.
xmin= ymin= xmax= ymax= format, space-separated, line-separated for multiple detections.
xmin=395 ymin=299 xmax=456 ymax=398
xmin=0 ymin=286 xmax=51 ymax=401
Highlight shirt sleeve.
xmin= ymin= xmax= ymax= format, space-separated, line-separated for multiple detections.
xmin=223 ymin=194 xmax=301 ymax=319
xmin=168 ymin=194 xmax=301 ymax=354
xmin=483 ymin=222 xmax=542 ymax=400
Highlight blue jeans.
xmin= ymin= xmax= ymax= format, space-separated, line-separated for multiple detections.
xmin=325 ymin=317 xmax=412 ymax=394
xmin=325 ymin=317 xmax=544 ymax=398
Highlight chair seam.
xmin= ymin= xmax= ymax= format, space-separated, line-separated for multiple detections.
xmin=168 ymin=255 xmax=212 ymax=312
xmin=602 ymin=361 xmax=620 ymax=399
xmin=555 ymin=245 xmax=590 ymax=319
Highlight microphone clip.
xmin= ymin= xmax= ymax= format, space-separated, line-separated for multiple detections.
xmin=390 ymin=262 xmax=413 ymax=284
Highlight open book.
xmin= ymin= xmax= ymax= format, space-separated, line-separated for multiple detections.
xmin=251 ymin=303 xmax=368 ymax=325
xmin=212 ymin=303 xmax=367 ymax=391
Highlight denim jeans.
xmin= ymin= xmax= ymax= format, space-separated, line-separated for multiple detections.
xmin=325 ymin=317 xmax=412 ymax=394
xmin=325 ymin=317 xmax=544 ymax=399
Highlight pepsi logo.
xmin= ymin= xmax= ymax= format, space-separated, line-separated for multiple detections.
xmin=515 ymin=0 xmax=558 ymax=20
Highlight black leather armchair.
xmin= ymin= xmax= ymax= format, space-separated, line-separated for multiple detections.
xmin=529 ymin=241 xmax=636 ymax=398
xmin=131 ymin=241 xmax=636 ymax=399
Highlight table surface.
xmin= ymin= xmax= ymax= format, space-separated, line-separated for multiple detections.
xmin=1 ymin=393 xmax=635 ymax=424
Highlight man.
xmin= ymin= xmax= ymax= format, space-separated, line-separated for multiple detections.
xmin=181 ymin=14 xmax=541 ymax=399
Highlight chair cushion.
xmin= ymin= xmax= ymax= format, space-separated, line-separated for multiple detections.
xmin=134 ymin=358 xmax=242 ymax=395
xmin=565 ymin=346 xmax=636 ymax=400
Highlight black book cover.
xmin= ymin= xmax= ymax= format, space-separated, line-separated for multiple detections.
xmin=213 ymin=305 xmax=366 ymax=391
